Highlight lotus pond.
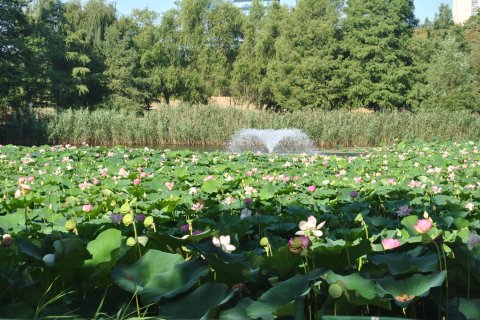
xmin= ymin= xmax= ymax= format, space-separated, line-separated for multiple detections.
xmin=1 ymin=142 xmax=480 ymax=319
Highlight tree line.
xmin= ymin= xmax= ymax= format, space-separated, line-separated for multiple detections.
xmin=1 ymin=0 xmax=479 ymax=112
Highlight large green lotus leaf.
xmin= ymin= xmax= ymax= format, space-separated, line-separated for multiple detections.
xmin=219 ymin=298 xmax=255 ymax=320
xmin=401 ymin=215 xmax=419 ymax=236
xmin=202 ymin=180 xmax=222 ymax=194
xmin=15 ymin=238 xmax=43 ymax=260
xmin=84 ymin=228 xmax=123 ymax=268
xmin=433 ymin=195 xmax=456 ymax=206
xmin=262 ymin=246 xmax=302 ymax=279
xmin=323 ymin=317 xmax=408 ymax=320
xmin=111 ymin=250 xmax=209 ymax=304
xmin=53 ymin=238 xmax=92 ymax=268
xmin=246 ymin=274 xmax=310 ymax=319
xmin=0 ymin=302 xmax=34 ymax=319
xmin=147 ymin=230 xmax=213 ymax=253
xmin=311 ymin=239 xmax=371 ymax=271
xmin=259 ymin=183 xmax=278 ymax=200
xmin=450 ymin=298 xmax=480 ymax=320
xmin=158 ymin=283 xmax=236 ymax=319
xmin=323 ymin=270 xmax=386 ymax=300
xmin=0 ymin=213 xmax=25 ymax=232
xmin=368 ymin=251 xmax=439 ymax=275
xmin=377 ymin=271 xmax=447 ymax=308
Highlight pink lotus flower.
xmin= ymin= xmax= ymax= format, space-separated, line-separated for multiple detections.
xmin=244 ymin=186 xmax=257 ymax=195
xmin=408 ymin=180 xmax=423 ymax=188
xmin=387 ymin=178 xmax=397 ymax=186
xmin=27 ymin=176 xmax=35 ymax=182
xmin=79 ymin=182 xmax=92 ymax=190
xmin=431 ymin=186 xmax=442 ymax=194
xmin=165 ymin=182 xmax=174 ymax=191
xmin=191 ymin=202 xmax=204 ymax=211
xmin=133 ymin=178 xmax=141 ymax=185
xmin=307 ymin=185 xmax=317 ymax=192
xmin=382 ymin=238 xmax=401 ymax=250
xmin=296 ymin=216 xmax=326 ymax=237
xmin=83 ymin=204 xmax=93 ymax=212
xmin=212 ymin=235 xmax=236 ymax=253
xmin=465 ymin=203 xmax=474 ymax=211
xmin=354 ymin=177 xmax=362 ymax=183
xmin=414 ymin=218 xmax=433 ymax=234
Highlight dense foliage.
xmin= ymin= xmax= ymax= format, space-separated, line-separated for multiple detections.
xmin=2 ymin=107 xmax=480 ymax=147
xmin=1 ymin=0 xmax=480 ymax=113
xmin=1 ymin=142 xmax=480 ymax=319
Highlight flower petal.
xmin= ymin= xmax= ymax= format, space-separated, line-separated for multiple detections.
xmin=298 ymin=221 xmax=308 ymax=231
xmin=221 ymin=235 xmax=231 ymax=245
xmin=224 ymin=244 xmax=236 ymax=252
xmin=312 ymin=230 xmax=323 ymax=237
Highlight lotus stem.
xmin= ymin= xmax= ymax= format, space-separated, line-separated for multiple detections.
xmin=132 ymin=221 xmax=142 ymax=258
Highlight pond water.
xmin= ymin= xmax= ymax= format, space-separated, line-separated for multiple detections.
xmin=151 ymin=144 xmax=365 ymax=156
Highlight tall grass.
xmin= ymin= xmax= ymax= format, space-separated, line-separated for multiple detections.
xmin=4 ymin=105 xmax=480 ymax=147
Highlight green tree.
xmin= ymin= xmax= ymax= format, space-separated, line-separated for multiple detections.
xmin=268 ymin=0 xmax=343 ymax=110
xmin=61 ymin=0 xmax=115 ymax=106
xmin=433 ymin=3 xmax=453 ymax=30
xmin=204 ymin=1 xmax=244 ymax=96
xmin=341 ymin=0 xmax=416 ymax=110
xmin=102 ymin=17 xmax=144 ymax=110
xmin=421 ymin=36 xmax=479 ymax=111
xmin=0 ymin=0 xmax=30 ymax=110
xmin=140 ymin=9 xmax=183 ymax=106
xmin=232 ymin=0 xmax=287 ymax=108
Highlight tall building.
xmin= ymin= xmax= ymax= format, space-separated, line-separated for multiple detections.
xmin=231 ymin=0 xmax=279 ymax=14
xmin=453 ymin=0 xmax=479 ymax=24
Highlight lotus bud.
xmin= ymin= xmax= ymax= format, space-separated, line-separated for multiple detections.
xmin=144 ymin=216 xmax=154 ymax=228
xmin=2 ymin=234 xmax=13 ymax=247
xmin=65 ymin=219 xmax=77 ymax=231
xmin=20 ymin=184 xmax=32 ymax=196
xmin=43 ymin=253 xmax=55 ymax=267
xmin=123 ymin=213 xmax=134 ymax=226
xmin=126 ymin=237 xmax=136 ymax=246
xmin=328 ymin=282 xmax=343 ymax=299
xmin=260 ymin=237 xmax=269 ymax=247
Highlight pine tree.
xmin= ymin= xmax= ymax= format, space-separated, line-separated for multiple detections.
xmin=341 ymin=0 xmax=416 ymax=110
xmin=268 ymin=0 xmax=343 ymax=110
xmin=0 ymin=0 xmax=30 ymax=110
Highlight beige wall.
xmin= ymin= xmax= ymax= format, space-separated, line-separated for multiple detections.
xmin=453 ymin=0 xmax=474 ymax=24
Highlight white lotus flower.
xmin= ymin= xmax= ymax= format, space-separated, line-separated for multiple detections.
xmin=240 ymin=208 xmax=252 ymax=220
xmin=212 ymin=235 xmax=236 ymax=253
xmin=295 ymin=215 xmax=326 ymax=237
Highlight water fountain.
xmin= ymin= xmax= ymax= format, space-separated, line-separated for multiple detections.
xmin=227 ymin=129 xmax=318 ymax=153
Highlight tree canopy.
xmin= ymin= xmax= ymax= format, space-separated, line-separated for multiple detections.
xmin=1 ymin=0 xmax=479 ymax=113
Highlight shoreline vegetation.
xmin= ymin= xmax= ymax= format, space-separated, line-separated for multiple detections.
xmin=2 ymin=106 xmax=480 ymax=148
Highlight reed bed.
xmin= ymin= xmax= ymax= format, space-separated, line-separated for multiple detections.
xmin=3 ymin=106 xmax=480 ymax=147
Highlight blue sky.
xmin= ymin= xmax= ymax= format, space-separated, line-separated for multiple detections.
xmin=111 ymin=0 xmax=452 ymax=21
